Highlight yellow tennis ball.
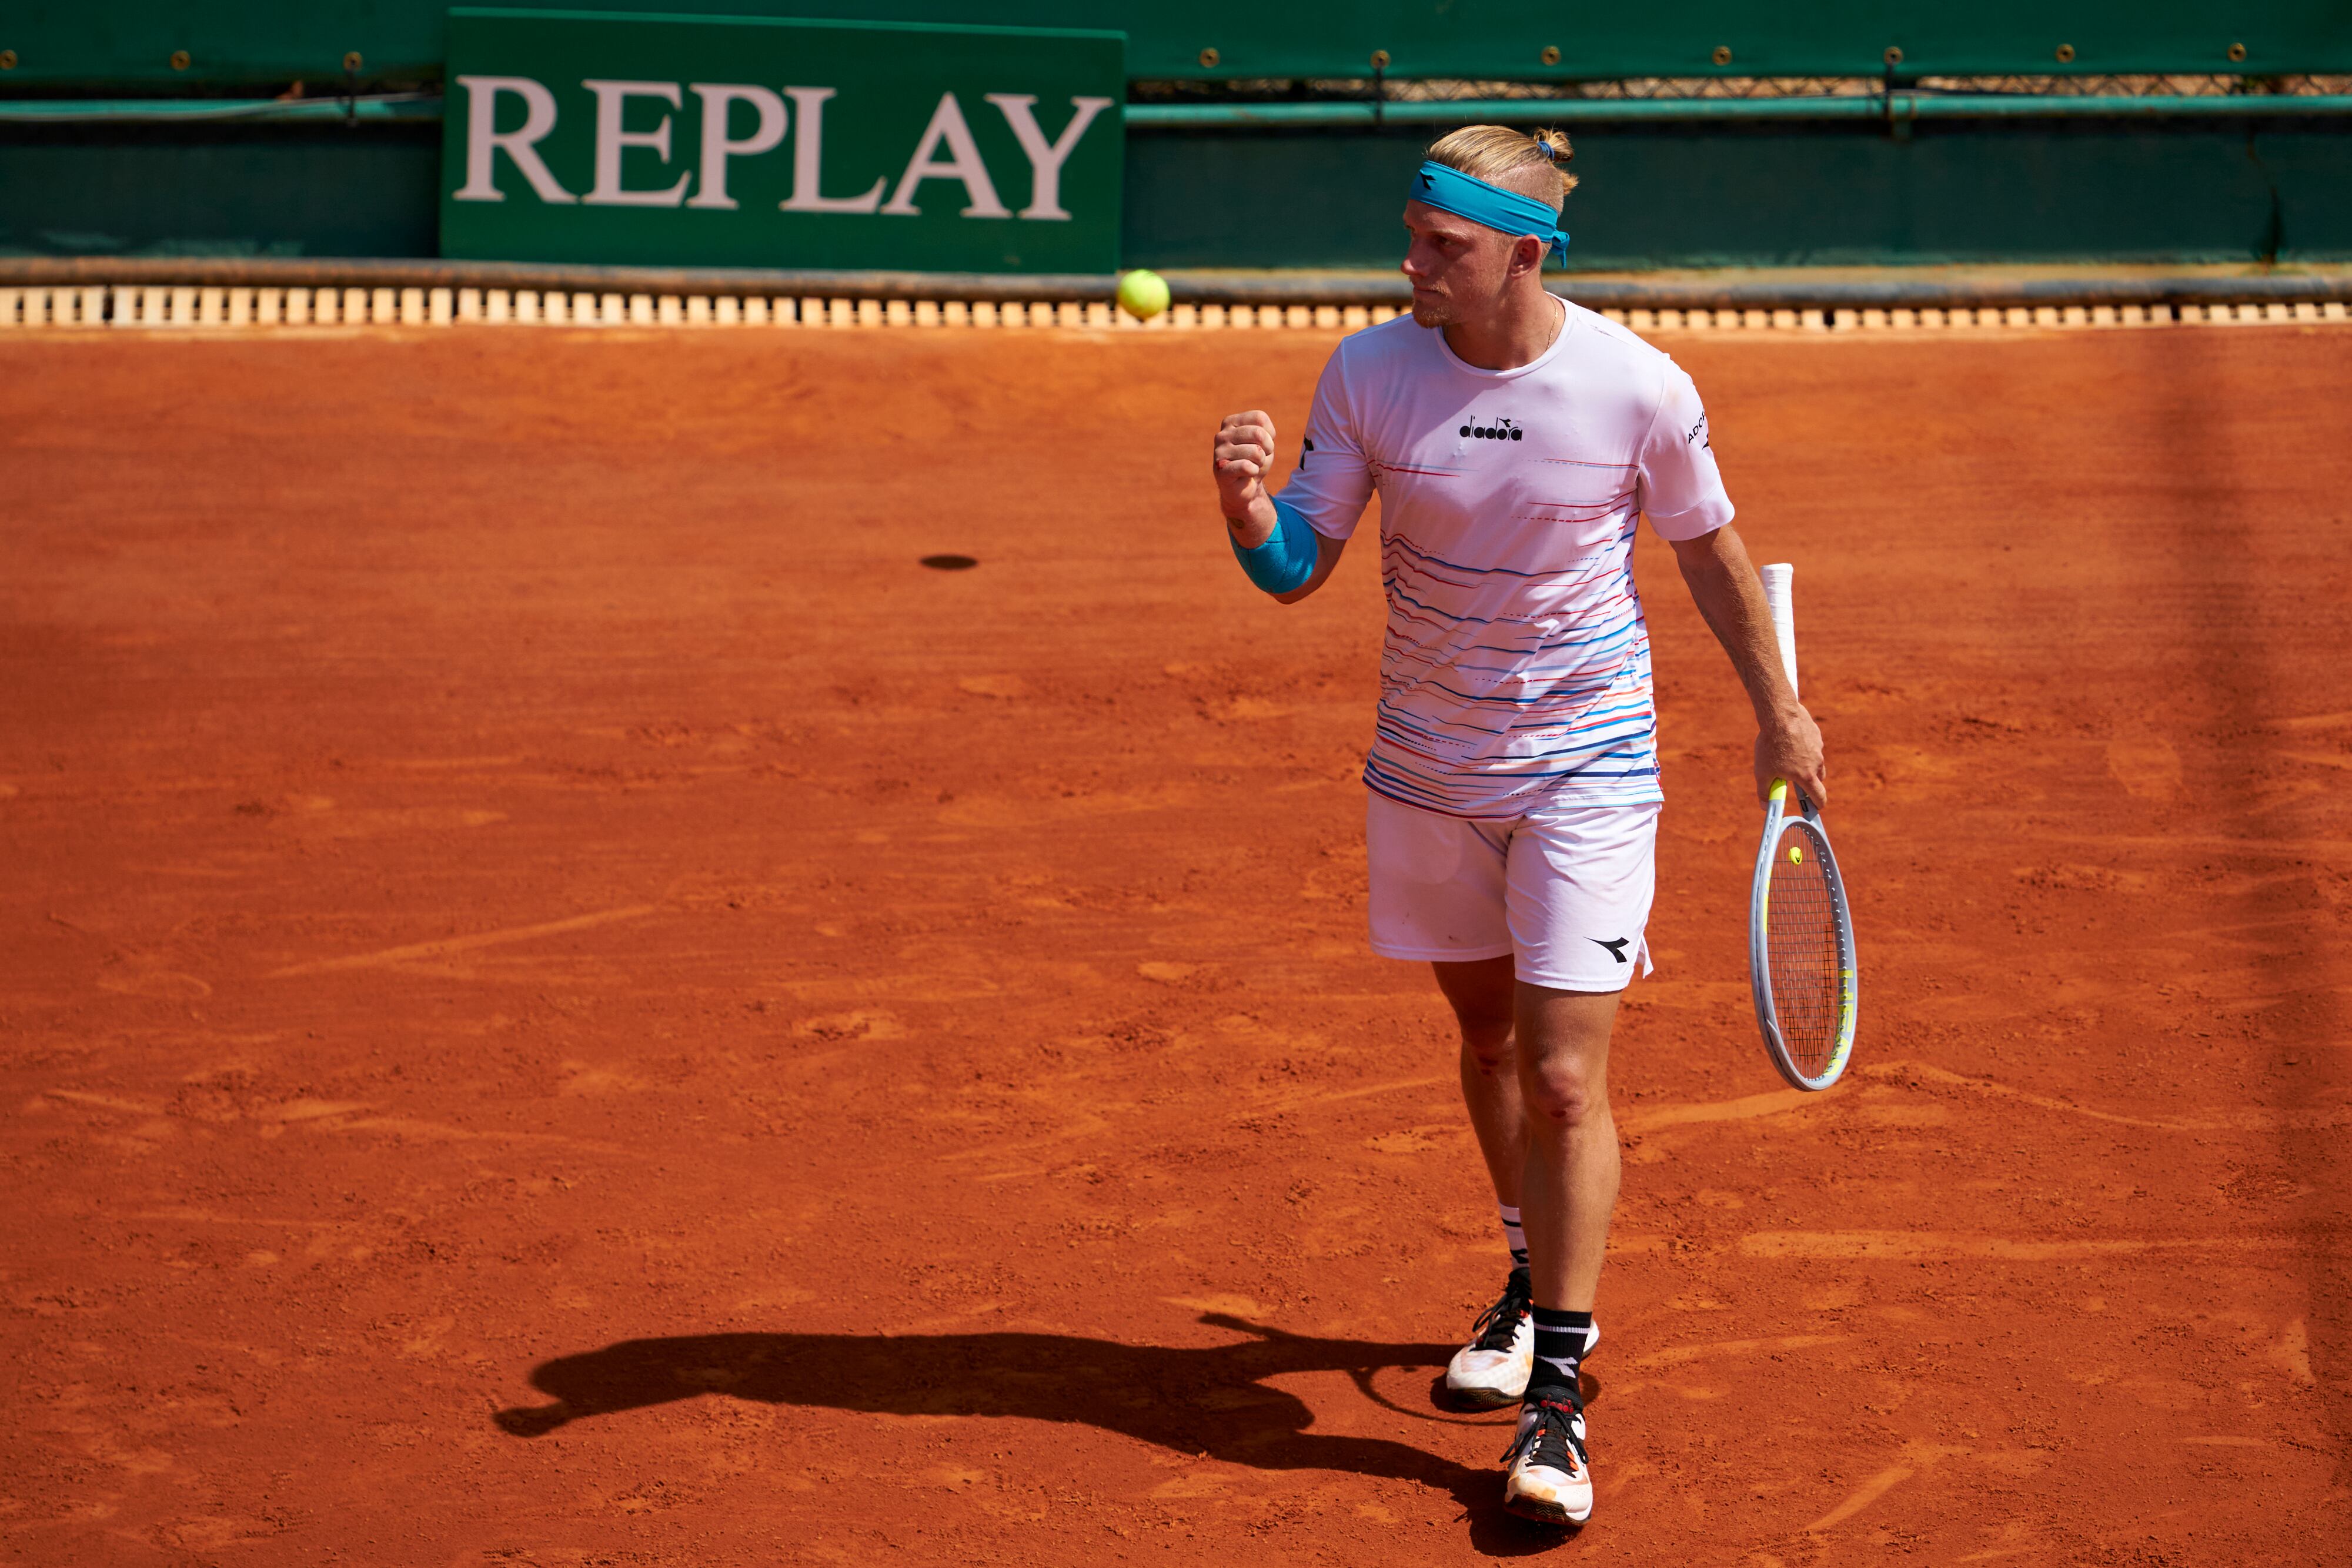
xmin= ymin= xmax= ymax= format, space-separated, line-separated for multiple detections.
xmin=1117 ymin=268 xmax=1170 ymax=320
xmin=1788 ymin=844 xmax=1805 ymax=865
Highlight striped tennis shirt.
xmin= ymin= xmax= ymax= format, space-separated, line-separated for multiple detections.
xmin=1275 ymin=297 xmax=1734 ymax=818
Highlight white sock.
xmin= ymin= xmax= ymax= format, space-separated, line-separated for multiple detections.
xmin=1498 ymin=1203 xmax=1528 ymax=1271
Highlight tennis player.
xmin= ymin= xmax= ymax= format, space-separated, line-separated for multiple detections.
xmin=1209 ymin=125 xmax=1826 ymax=1526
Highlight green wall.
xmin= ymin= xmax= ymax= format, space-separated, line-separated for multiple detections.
xmin=8 ymin=1 xmax=2345 ymax=271
xmin=0 ymin=123 xmax=443 ymax=258
xmin=6 ymin=1 xmax=2349 ymax=88
xmin=4 ymin=112 xmax=2343 ymax=269
xmin=1128 ymin=118 xmax=2351 ymax=270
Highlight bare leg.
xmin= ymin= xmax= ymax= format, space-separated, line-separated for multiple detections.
xmin=1514 ymin=983 xmax=1621 ymax=1312
xmin=1433 ymin=956 xmax=1525 ymax=1208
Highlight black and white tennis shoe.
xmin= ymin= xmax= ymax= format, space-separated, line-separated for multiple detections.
xmin=1444 ymin=1267 xmax=1599 ymax=1408
xmin=1502 ymin=1392 xmax=1593 ymax=1525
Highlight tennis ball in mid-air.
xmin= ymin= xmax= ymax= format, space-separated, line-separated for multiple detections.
xmin=1117 ymin=268 xmax=1170 ymax=320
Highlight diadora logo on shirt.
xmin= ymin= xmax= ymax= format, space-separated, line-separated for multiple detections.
xmin=1459 ymin=416 xmax=1525 ymax=442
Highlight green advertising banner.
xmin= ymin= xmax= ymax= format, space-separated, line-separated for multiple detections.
xmin=439 ymin=9 xmax=1125 ymax=273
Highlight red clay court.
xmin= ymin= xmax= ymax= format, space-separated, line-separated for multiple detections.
xmin=4 ymin=319 xmax=2348 ymax=1564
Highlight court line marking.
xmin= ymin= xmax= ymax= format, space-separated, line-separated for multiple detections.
xmin=937 ymin=1114 xmax=1114 ymax=1164
xmin=130 ymin=1208 xmax=344 ymax=1229
xmin=327 ymin=1114 xmax=639 ymax=1152
xmin=48 ymin=1097 xmax=639 ymax=1155
xmin=1863 ymin=1059 xmax=2352 ymax=1132
xmin=1740 ymin=1231 xmax=2302 ymax=1261
xmin=267 ymin=904 xmax=660 ymax=977
xmin=1245 ymin=1074 xmax=1454 ymax=1117
xmin=941 ymin=1076 xmax=1462 ymax=1171
xmin=43 ymin=1089 xmax=163 ymax=1115
xmin=1621 ymin=1088 xmax=1812 ymax=1135
xmin=1631 ymin=1333 xmax=1845 ymax=1369
xmin=2025 ymin=832 xmax=2352 ymax=857
xmin=1805 ymin=1463 xmax=1916 ymax=1532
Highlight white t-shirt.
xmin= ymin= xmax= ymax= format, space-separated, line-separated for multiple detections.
xmin=1276 ymin=297 xmax=1733 ymax=818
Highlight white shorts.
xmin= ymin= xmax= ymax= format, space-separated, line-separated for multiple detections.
xmin=1365 ymin=790 xmax=1659 ymax=992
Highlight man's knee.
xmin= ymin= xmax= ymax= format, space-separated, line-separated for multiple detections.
xmin=1435 ymin=959 xmax=1516 ymax=1074
xmin=1459 ymin=1024 xmax=1515 ymax=1079
xmin=1521 ymin=1055 xmax=1601 ymax=1126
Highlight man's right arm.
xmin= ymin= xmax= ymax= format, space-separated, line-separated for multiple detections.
xmin=1212 ymin=409 xmax=1348 ymax=604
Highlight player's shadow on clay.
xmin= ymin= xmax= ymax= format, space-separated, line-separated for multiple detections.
xmin=495 ymin=1313 xmax=1600 ymax=1553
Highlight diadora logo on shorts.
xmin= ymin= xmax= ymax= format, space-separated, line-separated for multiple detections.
xmin=1589 ymin=937 xmax=1631 ymax=964
xmin=1459 ymin=416 xmax=1524 ymax=442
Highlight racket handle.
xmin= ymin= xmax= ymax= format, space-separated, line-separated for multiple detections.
xmin=1759 ymin=561 xmax=1798 ymax=699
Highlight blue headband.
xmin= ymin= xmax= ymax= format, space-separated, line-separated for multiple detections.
xmin=1409 ymin=161 xmax=1571 ymax=263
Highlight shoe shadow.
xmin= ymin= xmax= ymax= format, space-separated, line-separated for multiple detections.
xmin=1429 ymin=1369 xmax=1604 ymax=1415
xmin=495 ymin=1314 xmax=1582 ymax=1556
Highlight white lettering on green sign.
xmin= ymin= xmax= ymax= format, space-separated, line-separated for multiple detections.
xmin=450 ymin=76 xmax=1113 ymax=222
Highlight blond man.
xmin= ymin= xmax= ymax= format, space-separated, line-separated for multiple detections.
xmin=1210 ymin=125 xmax=1826 ymax=1526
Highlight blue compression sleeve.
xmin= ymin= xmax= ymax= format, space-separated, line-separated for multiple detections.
xmin=1230 ymin=497 xmax=1321 ymax=595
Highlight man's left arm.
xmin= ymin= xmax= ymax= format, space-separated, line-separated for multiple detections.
xmin=1668 ymin=524 xmax=1828 ymax=807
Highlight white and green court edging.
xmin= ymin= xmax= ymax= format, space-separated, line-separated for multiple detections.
xmin=6 ymin=283 xmax=2350 ymax=333
xmin=3 ymin=260 xmax=2347 ymax=334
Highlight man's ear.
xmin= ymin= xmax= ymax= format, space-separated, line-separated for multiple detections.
xmin=1511 ymin=234 xmax=1547 ymax=279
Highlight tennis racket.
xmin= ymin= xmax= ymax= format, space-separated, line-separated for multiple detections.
xmin=1749 ymin=563 xmax=1858 ymax=1092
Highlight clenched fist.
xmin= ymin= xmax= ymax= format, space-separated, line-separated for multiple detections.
xmin=1212 ymin=409 xmax=1279 ymax=547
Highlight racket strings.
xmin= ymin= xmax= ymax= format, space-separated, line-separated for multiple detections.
xmin=1765 ymin=828 xmax=1843 ymax=1075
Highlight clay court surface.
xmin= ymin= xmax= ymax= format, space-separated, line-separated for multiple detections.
xmin=3 ymin=318 xmax=2348 ymax=1566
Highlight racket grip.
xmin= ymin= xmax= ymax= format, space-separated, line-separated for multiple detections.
xmin=1759 ymin=561 xmax=1798 ymax=699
